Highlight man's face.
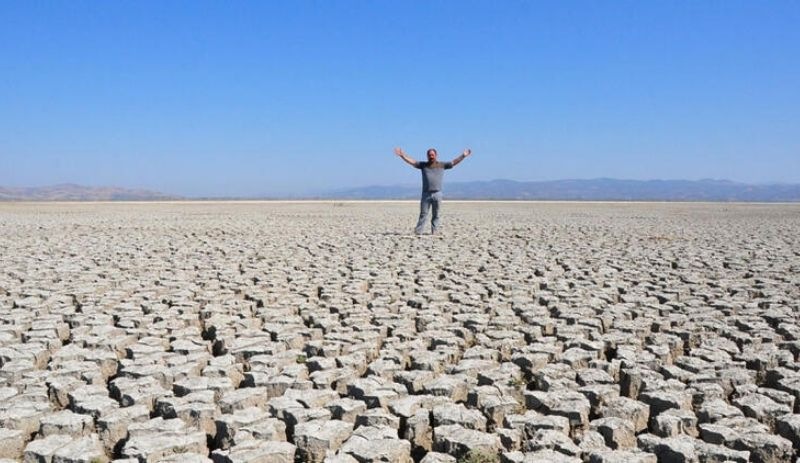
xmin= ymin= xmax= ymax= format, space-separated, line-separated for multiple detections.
xmin=427 ymin=149 xmax=437 ymax=162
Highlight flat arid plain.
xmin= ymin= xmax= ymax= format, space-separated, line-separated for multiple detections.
xmin=1 ymin=201 xmax=799 ymax=463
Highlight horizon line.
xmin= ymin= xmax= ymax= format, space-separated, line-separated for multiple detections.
xmin=4 ymin=176 xmax=800 ymax=198
xmin=3 ymin=200 xmax=800 ymax=207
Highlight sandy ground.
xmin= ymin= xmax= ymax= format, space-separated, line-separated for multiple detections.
xmin=0 ymin=201 xmax=798 ymax=462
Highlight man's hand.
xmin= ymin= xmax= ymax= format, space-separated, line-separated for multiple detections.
xmin=451 ymin=148 xmax=473 ymax=167
xmin=394 ymin=147 xmax=417 ymax=167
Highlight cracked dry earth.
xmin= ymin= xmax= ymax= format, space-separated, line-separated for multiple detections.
xmin=1 ymin=202 xmax=799 ymax=463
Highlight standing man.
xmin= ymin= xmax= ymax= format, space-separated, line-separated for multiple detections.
xmin=394 ymin=147 xmax=473 ymax=235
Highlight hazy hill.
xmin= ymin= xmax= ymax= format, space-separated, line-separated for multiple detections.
xmin=4 ymin=179 xmax=799 ymax=201
xmin=327 ymin=178 xmax=800 ymax=202
xmin=0 ymin=184 xmax=179 ymax=201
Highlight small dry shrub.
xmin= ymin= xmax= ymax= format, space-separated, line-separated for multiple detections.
xmin=458 ymin=449 xmax=500 ymax=463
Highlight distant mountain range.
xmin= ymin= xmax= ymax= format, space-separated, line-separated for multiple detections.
xmin=3 ymin=179 xmax=799 ymax=201
xmin=0 ymin=184 xmax=179 ymax=201
xmin=326 ymin=178 xmax=800 ymax=202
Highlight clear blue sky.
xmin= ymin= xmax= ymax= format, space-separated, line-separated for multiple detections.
xmin=1 ymin=1 xmax=798 ymax=197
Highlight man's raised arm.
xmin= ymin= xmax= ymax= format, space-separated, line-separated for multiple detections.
xmin=394 ymin=147 xmax=418 ymax=167
xmin=450 ymin=148 xmax=473 ymax=167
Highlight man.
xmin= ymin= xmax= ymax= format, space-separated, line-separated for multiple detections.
xmin=393 ymin=147 xmax=473 ymax=235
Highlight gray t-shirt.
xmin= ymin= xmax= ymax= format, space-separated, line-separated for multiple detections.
xmin=414 ymin=161 xmax=453 ymax=193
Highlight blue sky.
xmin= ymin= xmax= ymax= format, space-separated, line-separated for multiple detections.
xmin=1 ymin=1 xmax=798 ymax=197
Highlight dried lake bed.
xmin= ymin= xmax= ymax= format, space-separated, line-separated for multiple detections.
xmin=1 ymin=201 xmax=799 ymax=462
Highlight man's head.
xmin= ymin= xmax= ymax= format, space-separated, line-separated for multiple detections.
xmin=426 ymin=148 xmax=438 ymax=162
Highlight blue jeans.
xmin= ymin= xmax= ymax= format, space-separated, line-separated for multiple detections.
xmin=415 ymin=191 xmax=442 ymax=234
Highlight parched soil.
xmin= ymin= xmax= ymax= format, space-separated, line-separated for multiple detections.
xmin=0 ymin=201 xmax=798 ymax=462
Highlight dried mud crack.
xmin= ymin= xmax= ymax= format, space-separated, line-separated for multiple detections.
xmin=0 ymin=201 xmax=798 ymax=463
